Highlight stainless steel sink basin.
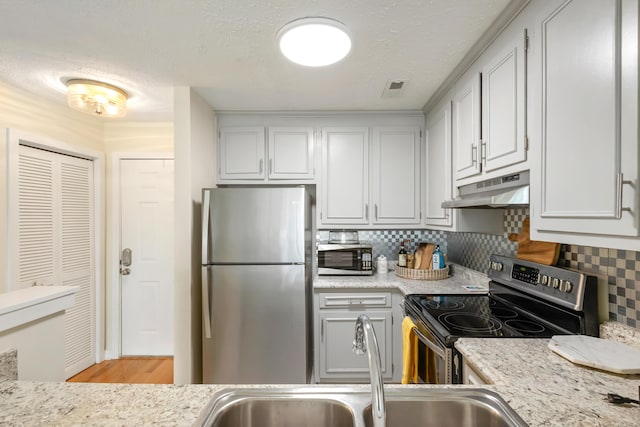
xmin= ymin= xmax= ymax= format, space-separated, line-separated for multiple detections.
xmin=363 ymin=392 xmax=525 ymax=427
xmin=194 ymin=387 xmax=528 ymax=427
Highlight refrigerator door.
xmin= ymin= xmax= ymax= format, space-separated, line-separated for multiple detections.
xmin=202 ymin=264 xmax=310 ymax=384
xmin=203 ymin=187 xmax=306 ymax=264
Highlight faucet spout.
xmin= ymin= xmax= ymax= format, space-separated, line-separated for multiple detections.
xmin=353 ymin=314 xmax=386 ymax=427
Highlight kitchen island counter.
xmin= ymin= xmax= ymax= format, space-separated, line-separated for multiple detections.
xmin=314 ymin=263 xmax=489 ymax=295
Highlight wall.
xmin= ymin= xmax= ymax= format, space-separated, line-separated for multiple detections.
xmin=327 ymin=208 xmax=639 ymax=331
xmin=0 ymin=81 xmax=104 ymax=294
xmin=173 ymin=87 xmax=216 ymax=384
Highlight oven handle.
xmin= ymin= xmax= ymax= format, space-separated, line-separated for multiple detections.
xmin=412 ymin=326 xmax=446 ymax=359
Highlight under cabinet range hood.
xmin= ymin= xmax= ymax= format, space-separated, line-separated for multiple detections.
xmin=442 ymin=171 xmax=529 ymax=209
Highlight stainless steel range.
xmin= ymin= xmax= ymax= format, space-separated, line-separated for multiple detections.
xmin=404 ymin=254 xmax=599 ymax=384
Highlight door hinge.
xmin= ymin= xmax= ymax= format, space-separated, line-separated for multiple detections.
xmin=524 ymin=136 xmax=529 ymax=151
xmin=524 ymin=29 xmax=529 ymax=53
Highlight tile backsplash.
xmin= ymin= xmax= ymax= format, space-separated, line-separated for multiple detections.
xmin=318 ymin=208 xmax=640 ymax=330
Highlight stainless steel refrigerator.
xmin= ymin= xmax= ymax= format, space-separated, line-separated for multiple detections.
xmin=201 ymin=186 xmax=313 ymax=384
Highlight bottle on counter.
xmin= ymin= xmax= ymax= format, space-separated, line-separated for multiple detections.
xmin=432 ymin=245 xmax=445 ymax=270
xmin=398 ymin=240 xmax=407 ymax=267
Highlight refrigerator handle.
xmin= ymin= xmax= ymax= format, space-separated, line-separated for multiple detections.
xmin=201 ymin=190 xmax=212 ymax=339
xmin=202 ymin=267 xmax=212 ymax=339
xmin=201 ymin=190 xmax=211 ymax=265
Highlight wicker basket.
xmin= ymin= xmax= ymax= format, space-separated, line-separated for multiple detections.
xmin=395 ymin=265 xmax=449 ymax=280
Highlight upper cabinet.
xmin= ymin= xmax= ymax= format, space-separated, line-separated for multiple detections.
xmin=528 ymin=0 xmax=639 ymax=248
xmin=218 ymin=126 xmax=315 ymax=183
xmin=320 ymin=127 xmax=370 ymax=225
xmin=219 ymin=126 xmax=266 ymax=180
xmin=425 ymin=97 xmax=504 ymax=234
xmin=452 ymin=72 xmax=482 ymax=181
xmin=481 ymin=24 xmax=527 ymax=173
xmin=452 ymin=20 xmax=529 ymax=184
xmin=319 ymin=126 xmax=421 ymax=228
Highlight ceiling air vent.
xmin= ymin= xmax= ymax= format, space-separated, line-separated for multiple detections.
xmin=382 ymin=79 xmax=407 ymax=98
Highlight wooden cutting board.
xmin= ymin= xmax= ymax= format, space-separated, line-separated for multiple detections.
xmin=508 ymin=217 xmax=560 ymax=265
xmin=549 ymin=335 xmax=640 ymax=374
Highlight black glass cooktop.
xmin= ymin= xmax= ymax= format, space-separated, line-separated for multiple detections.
xmin=405 ymin=293 xmax=573 ymax=345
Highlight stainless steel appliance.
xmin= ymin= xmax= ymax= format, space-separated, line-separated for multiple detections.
xmin=201 ymin=187 xmax=313 ymax=384
xmin=317 ymin=243 xmax=373 ymax=276
xmin=404 ymin=254 xmax=599 ymax=384
xmin=441 ymin=171 xmax=529 ymax=209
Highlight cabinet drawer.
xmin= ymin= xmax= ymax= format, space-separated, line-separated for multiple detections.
xmin=319 ymin=292 xmax=391 ymax=309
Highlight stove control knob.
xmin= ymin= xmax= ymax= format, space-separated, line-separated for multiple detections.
xmin=559 ymin=280 xmax=573 ymax=293
xmin=491 ymin=262 xmax=503 ymax=271
xmin=552 ymin=277 xmax=560 ymax=289
xmin=539 ymin=275 xmax=549 ymax=286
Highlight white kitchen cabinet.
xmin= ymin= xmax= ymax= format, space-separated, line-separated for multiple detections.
xmin=452 ymin=19 xmax=528 ymax=184
xmin=371 ymin=127 xmax=421 ymax=225
xmin=315 ymin=291 xmax=395 ymax=383
xmin=529 ymin=0 xmax=639 ymax=248
xmin=267 ymin=127 xmax=314 ymax=180
xmin=452 ymin=72 xmax=482 ymax=181
xmin=319 ymin=126 xmax=421 ymax=227
xmin=462 ymin=360 xmax=489 ymax=385
xmin=425 ymin=98 xmax=454 ymax=228
xmin=481 ymin=23 xmax=527 ymax=173
xmin=320 ymin=127 xmax=370 ymax=225
xmin=218 ymin=126 xmax=266 ymax=180
xmin=425 ymin=96 xmax=505 ymax=233
xmin=218 ymin=126 xmax=315 ymax=182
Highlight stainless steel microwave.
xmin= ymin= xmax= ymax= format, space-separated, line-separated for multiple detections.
xmin=317 ymin=243 xmax=373 ymax=275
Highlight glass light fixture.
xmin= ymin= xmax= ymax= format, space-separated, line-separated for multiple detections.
xmin=277 ymin=17 xmax=351 ymax=67
xmin=66 ymin=79 xmax=128 ymax=118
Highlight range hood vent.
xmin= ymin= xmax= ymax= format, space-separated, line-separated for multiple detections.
xmin=442 ymin=171 xmax=529 ymax=209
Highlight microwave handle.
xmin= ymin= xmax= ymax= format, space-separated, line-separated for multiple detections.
xmin=413 ymin=327 xmax=445 ymax=359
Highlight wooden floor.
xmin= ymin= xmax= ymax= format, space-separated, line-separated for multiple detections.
xmin=67 ymin=357 xmax=173 ymax=384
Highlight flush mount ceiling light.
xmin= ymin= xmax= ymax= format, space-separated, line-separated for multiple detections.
xmin=66 ymin=79 xmax=128 ymax=118
xmin=277 ymin=17 xmax=351 ymax=67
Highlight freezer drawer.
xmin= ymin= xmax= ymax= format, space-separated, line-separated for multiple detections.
xmin=202 ymin=264 xmax=311 ymax=384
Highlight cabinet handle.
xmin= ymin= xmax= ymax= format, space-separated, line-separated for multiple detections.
xmin=471 ymin=145 xmax=478 ymax=165
xmin=365 ymin=204 xmax=369 ymax=221
xmin=259 ymin=158 xmax=263 ymax=174
xmin=269 ymin=158 xmax=273 ymax=175
xmin=480 ymin=140 xmax=486 ymax=165
xmin=616 ymin=173 xmax=633 ymax=219
xmin=321 ymin=321 xmax=324 ymax=341
xmin=375 ymin=204 xmax=378 ymax=221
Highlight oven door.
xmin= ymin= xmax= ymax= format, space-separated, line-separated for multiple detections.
xmin=406 ymin=309 xmax=461 ymax=384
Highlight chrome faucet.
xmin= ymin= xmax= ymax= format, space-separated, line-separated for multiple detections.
xmin=353 ymin=314 xmax=386 ymax=427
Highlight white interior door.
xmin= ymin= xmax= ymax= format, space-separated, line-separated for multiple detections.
xmin=120 ymin=159 xmax=174 ymax=356
xmin=17 ymin=144 xmax=96 ymax=378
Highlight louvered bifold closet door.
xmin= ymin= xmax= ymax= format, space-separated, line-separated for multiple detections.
xmin=18 ymin=148 xmax=55 ymax=288
xmin=60 ymin=156 xmax=95 ymax=378
xmin=18 ymin=145 xmax=95 ymax=379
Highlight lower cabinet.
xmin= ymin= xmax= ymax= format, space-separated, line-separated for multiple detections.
xmin=315 ymin=290 xmax=402 ymax=383
xmin=462 ymin=360 xmax=489 ymax=385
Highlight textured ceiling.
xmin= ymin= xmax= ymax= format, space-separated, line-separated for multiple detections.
xmin=0 ymin=0 xmax=511 ymax=121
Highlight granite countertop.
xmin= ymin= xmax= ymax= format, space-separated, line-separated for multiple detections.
xmin=314 ymin=263 xmax=490 ymax=295
xmin=456 ymin=322 xmax=640 ymax=427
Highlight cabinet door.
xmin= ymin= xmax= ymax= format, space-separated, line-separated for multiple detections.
xmin=320 ymin=127 xmax=370 ymax=225
xmin=425 ymin=100 xmax=453 ymax=228
xmin=531 ymin=0 xmax=638 ymax=237
xmin=482 ymin=25 xmax=527 ymax=173
xmin=371 ymin=127 xmax=421 ymax=225
xmin=453 ymin=73 xmax=482 ymax=180
xmin=318 ymin=310 xmax=392 ymax=382
xmin=268 ymin=127 xmax=315 ymax=180
xmin=219 ymin=127 xmax=266 ymax=180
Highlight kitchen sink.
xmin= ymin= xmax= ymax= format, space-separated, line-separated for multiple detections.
xmin=194 ymin=387 xmax=528 ymax=427
xmin=363 ymin=393 xmax=524 ymax=427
